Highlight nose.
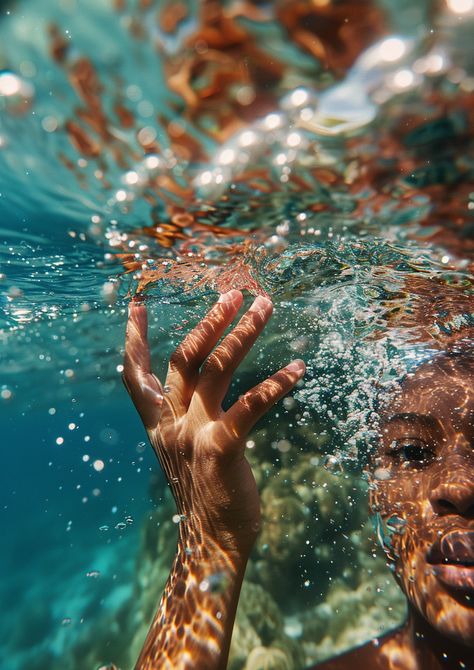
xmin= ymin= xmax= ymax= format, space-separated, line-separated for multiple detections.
xmin=430 ymin=480 xmax=474 ymax=518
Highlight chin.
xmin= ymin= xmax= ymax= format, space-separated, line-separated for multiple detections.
xmin=396 ymin=556 xmax=474 ymax=647
xmin=424 ymin=592 xmax=474 ymax=648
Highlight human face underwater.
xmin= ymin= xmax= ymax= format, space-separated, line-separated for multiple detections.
xmin=370 ymin=351 xmax=474 ymax=646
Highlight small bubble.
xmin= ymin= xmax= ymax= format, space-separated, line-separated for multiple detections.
xmin=7 ymin=286 xmax=23 ymax=299
xmin=136 ymin=441 xmax=146 ymax=453
xmin=86 ymin=570 xmax=101 ymax=578
xmin=93 ymin=459 xmax=105 ymax=472
xmin=99 ymin=525 xmax=109 ymax=532
xmin=0 ymin=388 xmax=12 ymax=400
xmin=0 ymin=70 xmax=34 ymax=114
xmin=373 ymin=467 xmax=392 ymax=481
xmin=323 ymin=454 xmax=342 ymax=474
xmin=101 ymin=282 xmax=117 ymax=303
xmin=282 ymin=397 xmax=296 ymax=410
xmin=199 ymin=572 xmax=228 ymax=593
xmin=42 ymin=115 xmax=58 ymax=132
xmin=56 ymin=437 xmax=64 ymax=446
xmin=61 ymin=617 xmax=72 ymax=626
xmin=276 ymin=439 xmax=291 ymax=453
xmin=199 ymin=579 xmax=210 ymax=592
xmin=115 ymin=522 xmax=126 ymax=530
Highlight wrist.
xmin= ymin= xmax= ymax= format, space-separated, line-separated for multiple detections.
xmin=177 ymin=512 xmax=257 ymax=563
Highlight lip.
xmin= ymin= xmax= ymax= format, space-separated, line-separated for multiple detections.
xmin=430 ymin=565 xmax=474 ymax=595
xmin=427 ymin=530 xmax=474 ymax=595
xmin=426 ymin=530 xmax=474 ymax=566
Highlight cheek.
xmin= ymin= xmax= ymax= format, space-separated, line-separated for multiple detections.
xmin=370 ymin=475 xmax=424 ymax=524
xmin=371 ymin=475 xmax=445 ymax=620
xmin=369 ymin=476 xmax=432 ymax=586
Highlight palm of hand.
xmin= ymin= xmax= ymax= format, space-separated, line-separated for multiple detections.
xmin=123 ymin=290 xmax=305 ymax=551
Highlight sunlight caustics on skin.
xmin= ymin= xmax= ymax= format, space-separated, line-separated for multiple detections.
xmin=123 ymin=290 xmax=305 ymax=669
xmin=1 ymin=0 xmax=474 ymax=668
xmin=368 ymin=351 xmax=474 ymax=665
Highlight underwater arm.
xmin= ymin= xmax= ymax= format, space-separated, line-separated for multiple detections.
xmin=123 ymin=290 xmax=305 ymax=670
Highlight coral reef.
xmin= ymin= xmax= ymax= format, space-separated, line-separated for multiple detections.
xmin=57 ymin=405 xmax=405 ymax=670
xmin=18 ymin=355 xmax=406 ymax=670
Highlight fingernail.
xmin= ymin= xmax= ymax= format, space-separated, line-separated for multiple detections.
xmin=286 ymin=360 xmax=305 ymax=375
xmin=218 ymin=289 xmax=241 ymax=303
xmin=249 ymin=295 xmax=272 ymax=312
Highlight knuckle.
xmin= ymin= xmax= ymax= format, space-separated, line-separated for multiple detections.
xmin=242 ymin=390 xmax=265 ymax=413
xmin=261 ymin=377 xmax=284 ymax=401
xmin=169 ymin=345 xmax=187 ymax=370
xmin=201 ymin=352 xmax=224 ymax=376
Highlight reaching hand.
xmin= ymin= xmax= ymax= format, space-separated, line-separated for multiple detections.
xmin=123 ymin=289 xmax=305 ymax=553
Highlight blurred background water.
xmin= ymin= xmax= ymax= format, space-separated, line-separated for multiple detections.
xmin=1 ymin=0 xmax=473 ymax=668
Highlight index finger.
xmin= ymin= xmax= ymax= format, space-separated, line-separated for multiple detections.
xmin=163 ymin=289 xmax=244 ymax=411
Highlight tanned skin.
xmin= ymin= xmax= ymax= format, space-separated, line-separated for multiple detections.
xmin=124 ymin=292 xmax=474 ymax=670
xmin=123 ymin=290 xmax=305 ymax=669
xmin=314 ymin=353 xmax=474 ymax=670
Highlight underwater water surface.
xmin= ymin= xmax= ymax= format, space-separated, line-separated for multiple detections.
xmin=1 ymin=0 xmax=474 ymax=668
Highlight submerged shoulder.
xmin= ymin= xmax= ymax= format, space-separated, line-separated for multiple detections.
xmin=307 ymin=628 xmax=404 ymax=670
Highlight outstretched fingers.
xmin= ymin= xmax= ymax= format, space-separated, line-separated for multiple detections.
xmin=222 ymin=359 xmax=306 ymax=444
xmin=164 ymin=289 xmax=243 ymax=411
xmin=191 ymin=295 xmax=274 ymax=414
xmin=123 ymin=300 xmax=164 ymax=429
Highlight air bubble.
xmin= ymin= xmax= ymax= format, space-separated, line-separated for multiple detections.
xmin=373 ymin=467 xmax=392 ymax=481
xmin=323 ymin=454 xmax=342 ymax=474
xmin=93 ymin=459 xmax=105 ymax=472
xmin=0 ymin=70 xmax=34 ymax=114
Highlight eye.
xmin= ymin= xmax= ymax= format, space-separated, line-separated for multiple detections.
xmin=388 ymin=438 xmax=435 ymax=465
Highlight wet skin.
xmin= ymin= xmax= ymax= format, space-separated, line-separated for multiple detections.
xmin=123 ymin=291 xmax=305 ymax=670
xmin=124 ymin=295 xmax=473 ymax=669
xmin=316 ymin=352 xmax=474 ymax=670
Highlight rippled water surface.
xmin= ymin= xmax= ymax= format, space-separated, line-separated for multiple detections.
xmin=1 ymin=1 xmax=474 ymax=668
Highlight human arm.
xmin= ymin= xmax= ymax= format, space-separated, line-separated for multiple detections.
xmin=123 ymin=289 xmax=305 ymax=670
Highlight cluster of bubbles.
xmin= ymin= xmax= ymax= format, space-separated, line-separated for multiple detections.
xmin=193 ymin=35 xmax=451 ymax=199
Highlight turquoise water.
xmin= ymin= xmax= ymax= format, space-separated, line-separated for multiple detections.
xmin=1 ymin=1 xmax=473 ymax=668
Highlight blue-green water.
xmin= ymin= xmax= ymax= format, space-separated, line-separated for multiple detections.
xmin=1 ymin=1 xmax=473 ymax=668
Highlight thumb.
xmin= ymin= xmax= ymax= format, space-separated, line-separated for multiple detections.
xmin=123 ymin=300 xmax=163 ymax=428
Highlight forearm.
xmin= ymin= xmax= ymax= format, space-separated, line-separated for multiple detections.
xmin=135 ymin=515 xmax=251 ymax=670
